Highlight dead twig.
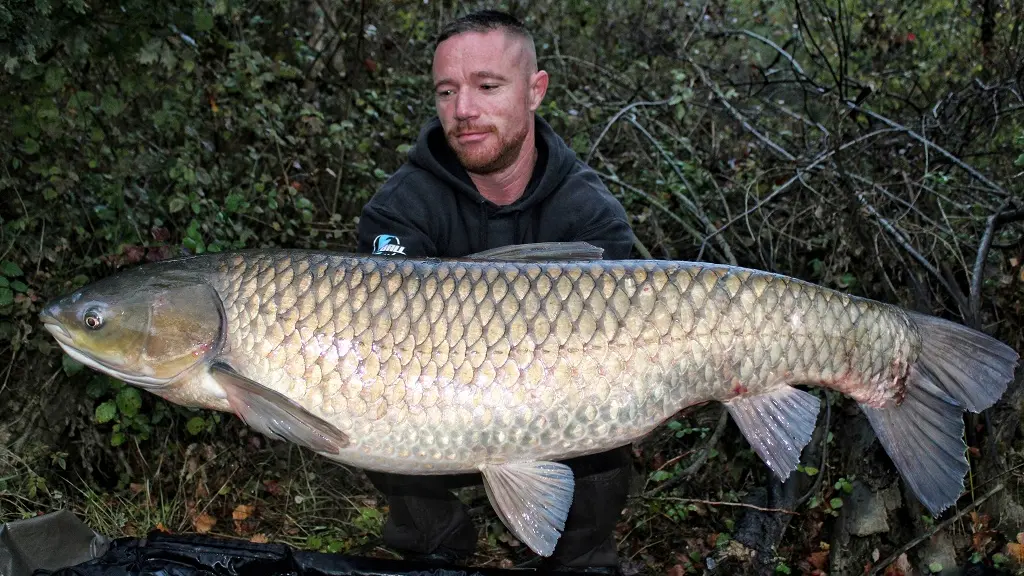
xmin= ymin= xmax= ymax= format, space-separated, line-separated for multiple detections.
xmin=968 ymin=202 xmax=1024 ymax=327
xmin=625 ymin=116 xmax=737 ymax=265
xmin=855 ymin=188 xmax=968 ymax=314
xmin=646 ymin=496 xmax=800 ymax=516
xmin=845 ymin=102 xmax=1008 ymax=197
xmin=644 ymin=410 xmax=729 ymax=497
xmin=868 ymin=483 xmax=1005 ymax=576
xmin=585 ymin=100 xmax=671 ymax=165
xmin=697 ymin=128 xmax=898 ymax=260
xmin=684 ymin=55 xmax=797 ymax=162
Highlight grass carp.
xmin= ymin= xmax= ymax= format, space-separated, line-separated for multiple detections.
xmin=38 ymin=242 xmax=1019 ymax=557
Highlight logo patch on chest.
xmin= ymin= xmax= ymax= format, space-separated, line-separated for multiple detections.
xmin=372 ymin=234 xmax=407 ymax=255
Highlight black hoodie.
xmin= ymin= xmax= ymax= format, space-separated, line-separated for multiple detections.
xmin=356 ymin=115 xmax=634 ymax=260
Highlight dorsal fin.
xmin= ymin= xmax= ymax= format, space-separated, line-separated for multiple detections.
xmin=466 ymin=242 xmax=604 ymax=262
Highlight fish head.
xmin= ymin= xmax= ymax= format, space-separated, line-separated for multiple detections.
xmin=39 ymin=270 xmax=223 ymax=389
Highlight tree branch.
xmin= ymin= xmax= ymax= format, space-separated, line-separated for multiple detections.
xmin=845 ymin=101 xmax=1008 ymax=196
xmin=968 ymin=202 xmax=1024 ymax=327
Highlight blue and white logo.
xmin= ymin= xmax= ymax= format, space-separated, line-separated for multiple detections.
xmin=372 ymin=234 xmax=407 ymax=255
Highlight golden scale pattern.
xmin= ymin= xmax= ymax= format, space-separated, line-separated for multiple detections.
xmin=207 ymin=252 xmax=918 ymax=473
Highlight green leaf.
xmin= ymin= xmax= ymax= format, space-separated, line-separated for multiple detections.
xmin=110 ymin=431 xmax=126 ymax=446
xmin=649 ymin=470 xmax=673 ymax=482
xmin=186 ymin=416 xmax=207 ymax=435
xmin=0 ymin=277 xmax=8 ymax=288
xmin=62 ymin=354 xmax=85 ymax=376
xmin=44 ymin=66 xmax=65 ymax=91
xmin=1 ymin=261 xmax=23 ymax=277
xmin=22 ymin=138 xmax=40 ymax=154
xmin=0 ymin=288 xmax=12 ymax=307
xmin=85 ymin=378 xmax=109 ymax=398
xmin=169 ymin=197 xmax=186 ymax=213
xmin=10 ymin=280 xmax=28 ymax=293
xmin=95 ymin=400 xmax=118 ymax=423
xmin=194 ymin=10 xmax=214 ymax=31
xmin=116 ymin=387 xmax=142 ymax=417
xmin=829 ymin=497 xmax=843 ymax=509
xmin=928 ymin=562 xmax=943 ymax=573
xmin=101 ymin=94 xmax=125 ymax=116
xmin=802 ymin=466 xmax=819 ymax=476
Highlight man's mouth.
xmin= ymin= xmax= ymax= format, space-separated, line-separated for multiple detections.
xmin=456 ymin=131 xmax=490 ymax=143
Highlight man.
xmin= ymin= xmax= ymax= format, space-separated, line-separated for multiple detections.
xmin=355 ymin=10 xmax=634 ymax=572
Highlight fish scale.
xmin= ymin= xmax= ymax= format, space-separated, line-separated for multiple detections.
xmin=40 ymin=243 xmax=1018 ymax=558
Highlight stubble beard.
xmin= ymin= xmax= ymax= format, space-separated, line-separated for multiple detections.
xmin=447 ymin=121 xmax=529 ymax=175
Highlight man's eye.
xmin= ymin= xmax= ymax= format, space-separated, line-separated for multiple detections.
xmin=481 ymin=84 xmax=497 ymax=90
xmin=437 ymin=89 xmax=453 ymax=97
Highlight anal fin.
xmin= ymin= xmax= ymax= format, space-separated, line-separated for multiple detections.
xmin=725 ymin=386 xmax=821 ymax=480
xmin=481 ymin=461 xmax=575 ymax=557
xmin=210 ymin=362 xmax=349 ymax=455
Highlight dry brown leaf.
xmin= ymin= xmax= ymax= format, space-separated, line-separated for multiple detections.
xmin=1009 ymin=542 xmax=1024 ymax=563
xmin=666 ymin=565 xmax=686 ymax=576
xmin=233 ymin=504 xmax=255 ymax=521
xmin=884 ymin=553 xmax=912 ymax=576
xmin=193 ymin=513 xmax=216 ymax=534
xmin=249 ymin=533 xmax=269 ymax=544
xmin=154 ymin=523 xmax=170 ymax=533
xmin=973 ymin=531 xmax=993 ymax=551
xmin=808 ymin=550 xmax=830 ymax=571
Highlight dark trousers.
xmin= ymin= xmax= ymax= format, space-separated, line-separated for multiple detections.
xmin=364 ymin=445 xmax=633 ymax=568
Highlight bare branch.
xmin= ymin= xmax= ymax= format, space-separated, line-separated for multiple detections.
xmin=969 ymin=202 xmax=1024 ymax=327
xmin=718 ymin=28 xmax=811 ymax=80
xmin=626 ymin=116 xmax=737 ymax=265
xmin=685 ymin=56 xmax=798 ymax=161
xmin=869 ymin=484 xmax=1005 ymax=576
xmin=698 ymin=128 xmax=899 ymax=260
xmin=644 ymin=410 xmax=730 ymax=497
xmin=586 ymin=100 xmax=671 ymax=165
xmin=845 ymin=102 xmax=1009 ymax=196
xmin=855 ymin=188 xmax=968 ymax=314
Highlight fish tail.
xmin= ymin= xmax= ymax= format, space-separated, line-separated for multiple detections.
xmin=860 ymin=311 xmax=1018 ymax=516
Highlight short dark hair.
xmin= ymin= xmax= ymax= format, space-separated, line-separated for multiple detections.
xmin=435 ymin=9 xmax=533 ymax=48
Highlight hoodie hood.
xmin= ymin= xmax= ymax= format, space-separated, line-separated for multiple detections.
xmin=406 ymin=115 xmax=579 ymax=214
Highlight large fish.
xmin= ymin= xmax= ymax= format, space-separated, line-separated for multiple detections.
xmin=38 ymin=243 xmax=1018 ymax=557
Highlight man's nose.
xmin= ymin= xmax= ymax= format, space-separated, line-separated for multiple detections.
xmin=454 ymin=92 xmax=478 ymax=120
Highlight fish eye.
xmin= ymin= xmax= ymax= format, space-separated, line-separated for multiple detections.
xmin=83 ymin=308 xmax=104 ymax=330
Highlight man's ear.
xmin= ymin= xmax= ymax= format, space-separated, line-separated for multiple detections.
xmin=528 ymin=70 xmax=549 ymax=111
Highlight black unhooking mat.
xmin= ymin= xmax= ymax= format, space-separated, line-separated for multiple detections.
xmin=0 ymin=511 xmax=540 ymax=576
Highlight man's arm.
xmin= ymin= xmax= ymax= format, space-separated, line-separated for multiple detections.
xmin=562 ymin=168 xmax=635 ymax=260
xmin=571 ymin=215 xmax=634 ymax=260
xmin=356 ymin=171 xmax=439 ymax=257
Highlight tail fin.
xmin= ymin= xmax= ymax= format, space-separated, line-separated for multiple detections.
xmin=861 ymin=312 xmax=1018 ymax=516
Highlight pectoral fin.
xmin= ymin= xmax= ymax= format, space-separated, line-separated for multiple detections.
xmin=480 ymin=461 xmax=575 ymax=557
xmin=468 ymin=242 xmax=604 ymax=261
xmin=209 ymin=362 xmax=348 ymax=455
xmin=725 ymin=386 xmax=821 ymax=480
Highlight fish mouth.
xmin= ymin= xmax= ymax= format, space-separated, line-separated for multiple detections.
xmin=38 ymin=310 xmax=172 ymax=389
xmin=40 ymin=311 xmax=74 ymax=345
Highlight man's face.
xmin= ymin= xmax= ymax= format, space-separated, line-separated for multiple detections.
xmin=432 ymin=29 xmax=548 ymax=174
